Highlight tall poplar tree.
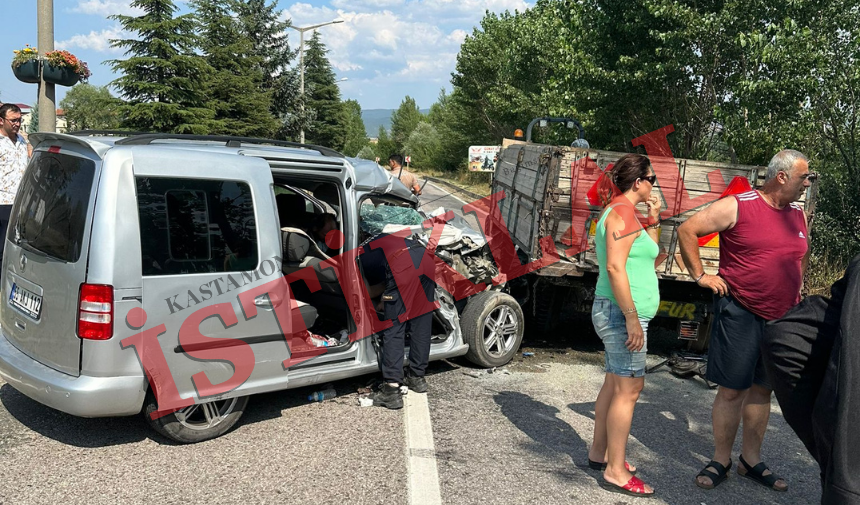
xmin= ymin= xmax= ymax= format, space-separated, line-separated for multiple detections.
xmin=193 ymin=0 xmax=278 ymax=137
xmin=302 ymin=31 xmax=346 ymax=150
xmin=342 ymin=99 xmax=368 ymax=156
xmin=109 ymin=0 xmax=212 ymax=133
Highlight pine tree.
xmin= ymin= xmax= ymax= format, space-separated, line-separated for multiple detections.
xmin=108 ymin=0 xmax=212 ymax=133
xmin=193 ymin=0 xmax=278 ymax=137
xmin=234 ymin=0 xmax=296 ymax=133
xmin=302 ymin=31 xmax=346 ymax=150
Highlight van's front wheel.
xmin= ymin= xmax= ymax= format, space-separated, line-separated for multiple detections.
xmin=143 ymin=391 xmax=249 ymax=443
xmin=461 ymin=291 xmax=524 ymax=368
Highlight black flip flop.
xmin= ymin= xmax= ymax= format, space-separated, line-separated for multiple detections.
xmin=738 ymin=455 xmax=787 ymax=492
xmin=695 ymin=459 xmax=732 ymax=489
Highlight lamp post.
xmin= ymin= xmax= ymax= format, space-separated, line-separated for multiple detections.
xmin=290 ymin=19 xmax=343 ymax=144
xmin=37 ymin=0 xmax=56 ymax=132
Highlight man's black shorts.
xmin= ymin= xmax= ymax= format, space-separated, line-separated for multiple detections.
xmin=706 ymin=294 xmax=771 ymax=390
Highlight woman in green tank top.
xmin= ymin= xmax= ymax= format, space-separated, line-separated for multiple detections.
xmin=587 ymin=154 xmax=662 ymax=498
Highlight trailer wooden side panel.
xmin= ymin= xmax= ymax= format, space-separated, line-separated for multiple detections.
xmin=490 ymin=142 xmax=814 ymax=284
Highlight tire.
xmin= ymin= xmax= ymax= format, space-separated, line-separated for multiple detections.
xmin=143 ymin=390 xmax=249 ymax=444
xmin=461 ymin=291 xmax=525 ymax=368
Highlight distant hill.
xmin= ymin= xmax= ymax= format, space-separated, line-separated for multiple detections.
xmin=361 ymin=108 xmax=431 ymax=137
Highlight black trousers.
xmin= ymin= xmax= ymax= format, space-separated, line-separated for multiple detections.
xmin=762 ymin=255 xmax=860 ymax=505
xmin=380 ymin=275 xmax=435 ymax=384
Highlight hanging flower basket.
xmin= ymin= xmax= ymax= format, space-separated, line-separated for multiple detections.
xmin=12 ymin=59 xmax=41 ymax=83
xmin=41 ymin=50 xmax=91 ymax=87
xmin=42 ymin=62 xmax=80 ymax=86
xmin=11 ymin=45 xmax=40 ymax=83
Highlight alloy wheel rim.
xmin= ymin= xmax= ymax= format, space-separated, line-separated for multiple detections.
xmin=482 ymin=305 xmax=519 ymax=358
xmin=174 ymin=398 xmax=239 ymax=431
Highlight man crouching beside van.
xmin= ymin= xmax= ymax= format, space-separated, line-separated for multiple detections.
xmin=361 ymin=233 xmax=436 ymax=409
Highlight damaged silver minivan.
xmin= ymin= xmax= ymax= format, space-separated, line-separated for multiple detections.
xmin=0 ymin=132 xmax=524 ymax=443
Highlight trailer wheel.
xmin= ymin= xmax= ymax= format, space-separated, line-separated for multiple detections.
xmin=462 ymin=291 xmax=525 ymax=368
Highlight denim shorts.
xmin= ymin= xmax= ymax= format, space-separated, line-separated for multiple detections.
xmin=591 ymin=296 xmax=650 ymax=378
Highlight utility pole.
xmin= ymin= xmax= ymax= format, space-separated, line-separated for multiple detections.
xmin=37 ymin=0 xmax=56 ymax=133
xmin=290 ymin=19 xmax=343 ymax=144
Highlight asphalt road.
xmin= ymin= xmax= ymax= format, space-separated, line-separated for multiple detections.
xmin=0 ymin=179 xmax=821 ymax=504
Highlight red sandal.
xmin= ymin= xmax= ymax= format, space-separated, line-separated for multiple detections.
xmin=588 ymin=458 xmax=637 ymax=474
xmin=601 ymin=475 xmax=655 ymax=498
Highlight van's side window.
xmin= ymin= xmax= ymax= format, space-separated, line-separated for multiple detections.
xmin=136 ymin=178 xmax=258 ymax=275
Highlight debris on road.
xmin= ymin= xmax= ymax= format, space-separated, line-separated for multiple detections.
xmin=523 ymin=352 xmax=535 ymax=357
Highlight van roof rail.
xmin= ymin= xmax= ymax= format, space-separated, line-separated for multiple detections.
xmin=120 ymin=133 xmax=344 ymax=158
xmin=70 ymin=131 xmax=344 ymax=158
xmin=71 ymin=130 xmax=151 ymax=137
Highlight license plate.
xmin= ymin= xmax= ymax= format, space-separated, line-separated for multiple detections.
xmin=9 ymin=283 xmax=42 ymax=320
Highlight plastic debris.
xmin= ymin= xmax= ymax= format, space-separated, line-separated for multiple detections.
xmin=523 ymin=352 xmax=535 ymax=357
xmin=308 ymin=387 xmax=337 ymax=402
xmin=306 ymin=333 xmax=339 ymax=347
xmin=359 ymin=396 xmax=374 ymax=407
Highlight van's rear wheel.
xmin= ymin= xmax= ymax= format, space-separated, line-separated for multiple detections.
xmin=461 ymin=291 xmax=524 ymax=368
xmin=143 ymin=391 xmax=249 ymax=443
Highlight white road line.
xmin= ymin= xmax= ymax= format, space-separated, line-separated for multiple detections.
xmin=404 ymin=391 xmax=443 ymax=505
xmin=425 ymin=181 xmax=470 ymax=207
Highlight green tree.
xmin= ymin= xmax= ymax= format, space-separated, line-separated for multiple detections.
xmin=301 ymin=31 xmax=345 ymax=149
xmin=109 ymin=0 xmax=212 ymax=133
xmin=356 ymin=145 xmax=376 ymax=160
xmin=342 ymin=99 xmax=368 ymax=156
xmin=403 ymin=122 xmax=441 ymax=169
xmin=234 ymin=0 xmax=297 ymax=136
xmin=427 ymin=89 xmax=475 ymax=171
xmin=373 ymin=125 xmax=396 ymax=161
xmin=27 ymin=101 xmax=39 ymax=134
xmin=60 ymin=84 xmax=123 ymax=131
xmin=390 ymin=96 xmax=424 ymax=152
xmin=193 ymin=0 xmax=278 ymax=137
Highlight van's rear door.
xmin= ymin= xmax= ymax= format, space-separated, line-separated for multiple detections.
xmin=0 ymin=147 xmax=100 ymax=376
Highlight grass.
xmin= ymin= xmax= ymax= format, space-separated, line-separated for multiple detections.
xmin=804 ymin=253 xmax=849 ymax=297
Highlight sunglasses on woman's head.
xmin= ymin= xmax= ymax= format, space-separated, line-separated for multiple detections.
xmin=640 ymin=175 xmax=657 ymax=185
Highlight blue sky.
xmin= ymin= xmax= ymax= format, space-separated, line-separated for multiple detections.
xmin=1 ymin=0 xmax=530 ymax=111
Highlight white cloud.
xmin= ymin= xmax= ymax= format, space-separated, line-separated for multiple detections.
xmin=57 ymin=26 xmax=129 ymax=53
xmin=280 ymin=1 xmax=534 ymax=107
xmin=72 ymin=0 xmax=144 ymax=16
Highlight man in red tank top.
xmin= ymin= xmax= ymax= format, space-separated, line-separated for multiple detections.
xmin=678 ymin=150 xmax=813 ymax=492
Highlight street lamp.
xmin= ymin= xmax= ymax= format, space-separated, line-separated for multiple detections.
xmin=290 ymin=19 xmax=344 ymax=144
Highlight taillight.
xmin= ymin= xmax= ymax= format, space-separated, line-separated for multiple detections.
xmin=78 ymin=284 xmax=114 ymax=340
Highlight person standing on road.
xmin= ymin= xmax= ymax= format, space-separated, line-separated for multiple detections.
xmin=588 ymin=154 xmax=662 ymax=498
xmin=360 ymin=233 xmax=436 ymax=409
xmin=677 ymin=149 xmax=812 ymax=492
xmin=761 ymin=254 xmax=860 ymax=505
xmin=388 ymin=154 xmax=422 ymax=196
xmin=0 ymin=103 xmax=30 ymax=260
